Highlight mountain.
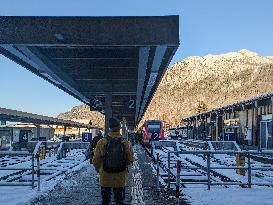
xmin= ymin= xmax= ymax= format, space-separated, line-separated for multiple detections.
xmin=57 ymin=49 xmax=273 ymax=128
xmin=57 ymin=104 xmax=105 ymax=128
xmin=141 ymin=49 xmax=273 ymax=126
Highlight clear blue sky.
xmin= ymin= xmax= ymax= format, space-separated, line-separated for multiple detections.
xmin=0 ymin=0 xmax=273 ymax=117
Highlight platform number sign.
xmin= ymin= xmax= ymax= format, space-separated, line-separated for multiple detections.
xmin=129 ymin=100 xmax=135 ymax=109
xmin=151 ymin=132 xmax=159 ymax=140
xmin=19 ymin=130 xmax=29 ymax=143
xmin=82 ymin=132 xmax=92 ymax=142
xmin=153 ymin=132 xmax=159 ymax=140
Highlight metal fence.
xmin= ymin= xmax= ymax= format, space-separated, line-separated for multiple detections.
xmin=0 ymin=141 xmax=91 ymax=190
xmin=0 ymin=151 xmax=37 ymax=189
xmin=0 ymin=141 xmax=44 ymax=190
xmin=164 ymin=150 xmax=273 ymax=204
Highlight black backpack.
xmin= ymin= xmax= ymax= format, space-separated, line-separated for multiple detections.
xmin=102 ymin=136 xmax=127 ymax=173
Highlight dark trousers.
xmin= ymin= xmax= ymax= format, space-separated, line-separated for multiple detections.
xmin=101 ymin=186 xmax=125 ymax=205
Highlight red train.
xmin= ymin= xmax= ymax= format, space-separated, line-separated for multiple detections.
xmin=141 ymin=120 xmax=165 ymax=145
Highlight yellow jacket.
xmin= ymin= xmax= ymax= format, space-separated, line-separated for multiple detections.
xmin=92 ymin=131 xmax=134 ymax=187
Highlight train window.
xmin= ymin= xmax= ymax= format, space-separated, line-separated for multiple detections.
xmin=148 ymin=124 xmax=161 ymax=130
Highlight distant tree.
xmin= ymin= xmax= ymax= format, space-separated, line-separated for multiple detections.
xmin=161 ymin=113 xmax=167 ymax=122
xmin=196 ymin=101 xmax=208 ymax=113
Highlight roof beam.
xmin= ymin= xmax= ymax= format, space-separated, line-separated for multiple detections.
xmin=51 ymin=57 xmax=135 ymax=60
xmin=135 ymin=47 xmax=150 ymax=122
xmin=0 ymin=16 xmax=179 ymax=46
xmin=137 ymin=45 xmax=167 ymax=122
xmin=75 ymin=79 xmax=136 ymax=81
xmin=79 ymin=82 xmax=136 ymax=94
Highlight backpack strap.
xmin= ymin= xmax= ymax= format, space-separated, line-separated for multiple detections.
xmin=102 ymin=136 xmax=110 ymax=158
xmin=119 ymin=138 xmax=127 ymax=162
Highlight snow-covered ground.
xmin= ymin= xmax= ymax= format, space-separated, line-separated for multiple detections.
xmin=184 ymin=187 xmax=273 ymax=205
xmin=150 ymin=140 xmax=273 ymax=205
xmin=0 ymin=149 xmax=88 ymax=205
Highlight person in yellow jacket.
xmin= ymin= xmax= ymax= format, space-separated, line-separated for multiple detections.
xmin=93 ymin=117 xmax=134 ymax=205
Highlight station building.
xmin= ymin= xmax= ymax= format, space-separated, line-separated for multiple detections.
xmin=182 ymin=93 xmax=273 ymax=150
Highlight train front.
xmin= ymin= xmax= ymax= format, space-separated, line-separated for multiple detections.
xmin=142 ymin=120 xmax=165 ymax=145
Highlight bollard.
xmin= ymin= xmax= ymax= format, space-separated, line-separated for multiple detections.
xmin=156 ymin=153 xmax=160 ymax=188
xmin=168 ymin=152 xmax=171 ymax=189
xmin=247 ymin=153 xmax=252 ymax=188
xmin=236 ymin=153 xmax=245 ymax=175
xmin=39 ymin=145 xmax=46 ymax=160
xmin=176 ymin=160 xmax=181 ymax=205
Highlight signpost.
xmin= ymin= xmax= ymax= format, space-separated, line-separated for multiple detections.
xmin=82 ymin=132 xmax=92 ymax=142
xmin=224 ymin=132 xmax=236 ymax=141
xmin=19 ymin=130 xmax=29 ymax=143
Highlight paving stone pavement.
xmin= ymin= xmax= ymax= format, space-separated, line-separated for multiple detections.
xmin=28 ymin=143 xmax=189 ymax=205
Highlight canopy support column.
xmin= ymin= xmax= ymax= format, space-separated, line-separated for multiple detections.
xmin=63 ymin=126 xmax=67 ymax=137
xmin=105 ymin=94 xmax=113 ymax=135
xmin=36 ymin=124 xmax=41 ymax=141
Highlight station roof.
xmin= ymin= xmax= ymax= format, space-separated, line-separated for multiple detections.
xmin=184 ymin=92 xmax=273 ymax=121
xmin=0 ymin=107 xmax=93 ymax=128
xmin=0 ymin=16 xmax=179 ymax=128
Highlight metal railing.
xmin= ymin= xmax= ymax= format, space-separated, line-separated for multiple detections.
xmin=33 ymin=142 xmax=42 ymax=191
xmin=151 ymin=140 xmax=178 ymax=158
xmin=0 ymin=151 xmax=36 ymax=189
xmin=0 ymin=142 xmax=56 ymax=190
xmin=208 ymin=141 xmax=241 ymax=151
xmin=0 ymin=141 xmax=91 ymax=190
xmin=164 ymin=150 xmax=273 ymax=204
xmin=183 ymin=139 xmax=208 ymax=150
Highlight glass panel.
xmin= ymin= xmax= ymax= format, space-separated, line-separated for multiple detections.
xmin=147 ymin=124 xmax=161 ymax=130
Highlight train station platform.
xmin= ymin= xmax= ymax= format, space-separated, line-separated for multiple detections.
xmin=28 ymin=144 xmax=186 ymax=205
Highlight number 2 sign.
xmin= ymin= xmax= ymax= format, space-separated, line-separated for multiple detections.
xmin=129 ymin=100 xmax=135 ymax=109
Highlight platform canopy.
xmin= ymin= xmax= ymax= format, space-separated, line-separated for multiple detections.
xmin=0 ymin=16 xmax=179 ymax=129
xmin=0 ymin=107 xmax=93 ymax=128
